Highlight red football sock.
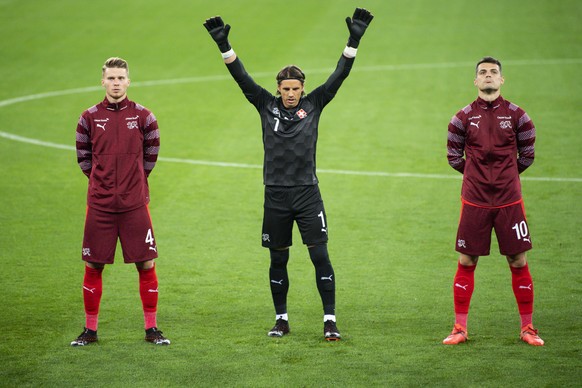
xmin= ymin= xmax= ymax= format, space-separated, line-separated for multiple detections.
xmin=453 ymin=261 xmax=476 ymax=328
xmin=510 ymin=263 xmax=534 ymax=327
xmin=83 ymin=265 xmax=104 ymax=331
xmin=138 ymin=264 xmax=159 ymax=330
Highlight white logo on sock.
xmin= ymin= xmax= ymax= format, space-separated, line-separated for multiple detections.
xmin=83 ymin=286 xmax=96 ymax=294
xmin=454 ymin=283 xmax=469 ymax=290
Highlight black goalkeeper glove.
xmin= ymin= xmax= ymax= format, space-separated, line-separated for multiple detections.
xmin=345 ymin=8 xmax=374 ymax=48
xmin=203 ymin=16 xmax=232 ymax=53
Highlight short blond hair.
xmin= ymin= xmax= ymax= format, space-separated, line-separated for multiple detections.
xmin=102 ymin=57 xmax=129 ymax=76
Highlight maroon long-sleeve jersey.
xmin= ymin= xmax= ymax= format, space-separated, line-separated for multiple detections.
xmin=76 ymin=97 xmax=160 ymax=212
xmin=447 ymin=96 xmax=535 ymax=207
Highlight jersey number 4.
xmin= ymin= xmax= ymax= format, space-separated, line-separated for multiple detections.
xmin=145 ymin=228 xmax=155 ymax=245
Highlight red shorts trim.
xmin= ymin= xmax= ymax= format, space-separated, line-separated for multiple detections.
xmin=456 ymin=199 xmax=532 ymax=256
xmin=461 ymin=197 xmax=525 ymax=210
xmin=82 ymin=205 xmax=158 ymax=264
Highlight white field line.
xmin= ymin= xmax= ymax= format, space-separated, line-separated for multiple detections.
xmin=1 ymin=58 xmax=581 ymax=108
xmin=2 ymin=58 xmax=582 ymax=183
xmin=1 ymin=131 xmax=581 ymax=183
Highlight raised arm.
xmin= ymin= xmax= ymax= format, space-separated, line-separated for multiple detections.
xmin=323 ymin=8 xmax=374 ymax=94
xmin=345 ymin=8 xmax=374 ymax=50
xmin=203 ymin=16 xmax=237 ymax=64
xmin=204 ymin=16 xmax=264 ymax=103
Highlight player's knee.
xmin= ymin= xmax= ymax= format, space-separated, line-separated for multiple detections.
xmin=270 ymin=248 xmax=289 ymax=269
xmin=136 ymin=259 xmax=155 ymax=270
xmin=308 ymin=244 xmax=330 ymax=267
xmin=507 ymin=252 xmax=527 ymax=267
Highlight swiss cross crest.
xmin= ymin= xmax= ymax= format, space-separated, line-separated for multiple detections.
xmin=296 ymin=109 xmax=307 ymax=119
xmin=499 ymin=120 xmax=512 ymax=129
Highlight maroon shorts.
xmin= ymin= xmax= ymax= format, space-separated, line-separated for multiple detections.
xmin=82 ymin=205 xmax=158 ymax=264
xmin=455 ymin=198 xmax=532 ymax=256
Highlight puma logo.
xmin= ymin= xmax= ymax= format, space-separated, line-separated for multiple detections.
xmin=83 ymin=286 xmax=96 ymax=294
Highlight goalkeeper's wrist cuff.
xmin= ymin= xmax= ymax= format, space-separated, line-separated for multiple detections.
xmin=343 ymin=46 xmax=357 ymax=58
xmin=221 ymin=49 xmax=235 ymax=59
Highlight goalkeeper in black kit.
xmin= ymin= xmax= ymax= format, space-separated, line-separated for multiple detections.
xmin=204 ymin=8 xmax=373 ymax=341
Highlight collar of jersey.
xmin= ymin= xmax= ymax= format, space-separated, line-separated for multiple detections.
xmin=102 ymin=97 xmax=129 ymax=111
xmin=476 ymin=95 xmax=503 ymax=110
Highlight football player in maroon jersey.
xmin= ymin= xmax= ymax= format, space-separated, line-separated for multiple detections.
xmin=71 ymin=57 xmax=169 ymax=346
xmin=443 ymin=57 xmax=543 ymax=346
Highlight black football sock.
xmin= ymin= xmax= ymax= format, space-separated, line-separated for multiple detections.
xmin=308 ymin=244 xmax=335 ymax=315
xmin=269 ymin=249 xmax=290 ymax=315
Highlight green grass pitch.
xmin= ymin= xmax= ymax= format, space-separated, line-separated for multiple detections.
xmin=0 ymin=0 xmax=581 ymax=386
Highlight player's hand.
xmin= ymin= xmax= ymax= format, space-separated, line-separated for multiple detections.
xmin=345 ymin=8 xmax=374 ymax=48
xmin=203 ymin=16 xmax=231 ymax=53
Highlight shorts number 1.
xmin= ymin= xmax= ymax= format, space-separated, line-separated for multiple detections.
xmin=318 ymin=211 xmax=327 ymax=234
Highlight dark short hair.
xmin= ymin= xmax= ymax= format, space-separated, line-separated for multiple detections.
xmin=475 ymin=56 xmax=502 ymax=74
xmin=276 ymin=65 xmax=305 ymax=84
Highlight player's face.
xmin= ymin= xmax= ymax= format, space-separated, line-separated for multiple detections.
xmin=102 ymin=67 xmax=130 ymax=103
xmin=277 ymin=79 xmax=304 ymax=109
xmin=474 ymin=63 xmax=504 ymax=94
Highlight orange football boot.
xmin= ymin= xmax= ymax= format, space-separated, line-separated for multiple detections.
xmin=520 ymin=324 xmax=544 ymax=346
xmin=443 ymin=323 xmax=468 ymax=345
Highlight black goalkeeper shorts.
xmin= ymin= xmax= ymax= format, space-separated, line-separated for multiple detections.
xmin=261 ymin=185 xmax=329 ymax=248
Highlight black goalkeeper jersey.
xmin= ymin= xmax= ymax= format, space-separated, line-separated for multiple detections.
xmin=227 ymin=54 xmax=354 ymax=186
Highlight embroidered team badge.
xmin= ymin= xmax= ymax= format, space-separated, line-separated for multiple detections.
xmin=125 ymin=116 xmax=139 ymax=129
xmin=499 ymin=120 xmax=512 ymax=129
xmin=296 ymin=109 xmax=307 ymax=119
